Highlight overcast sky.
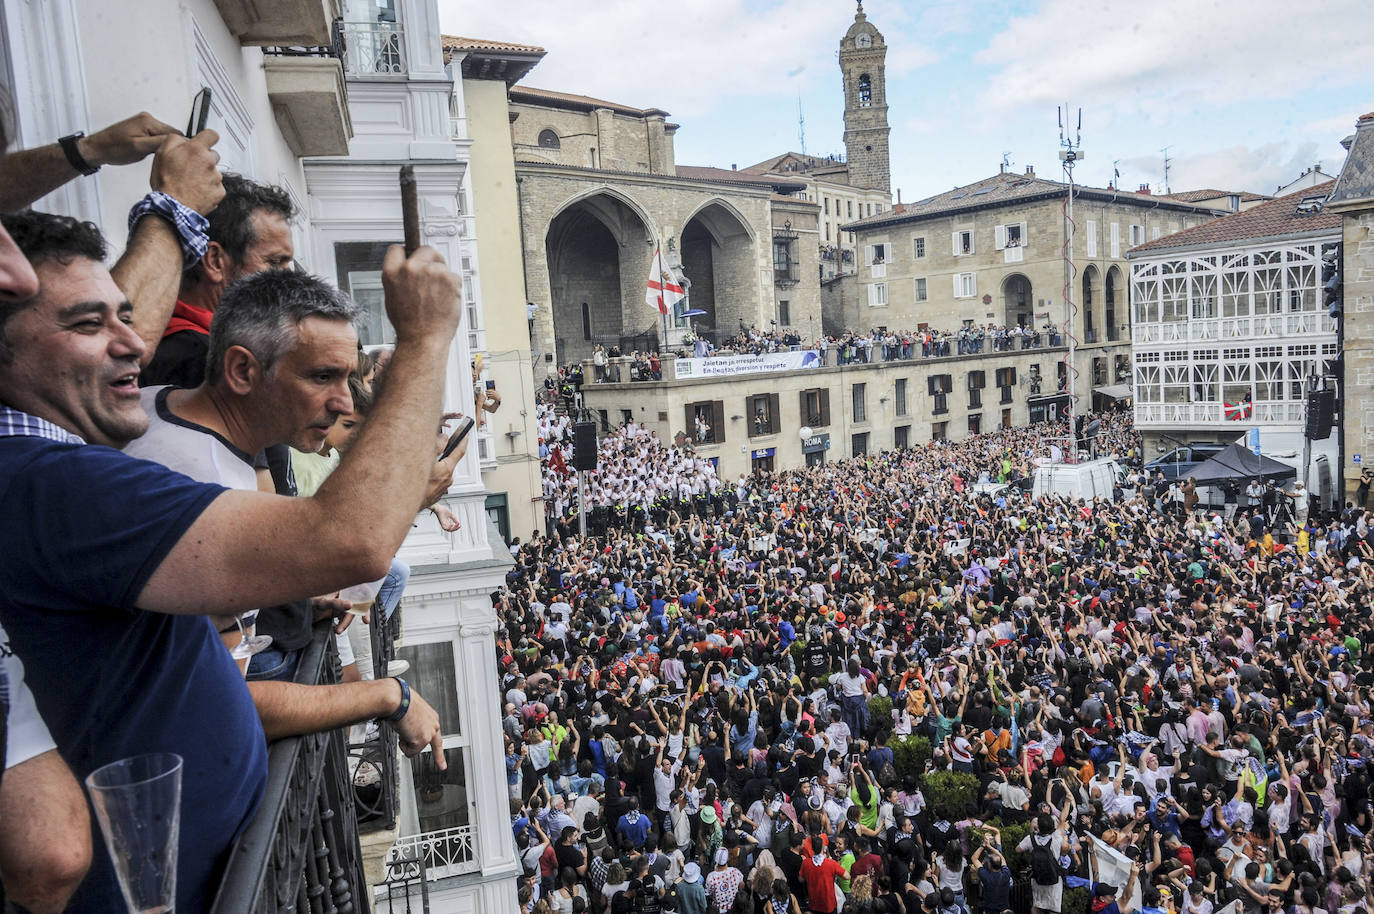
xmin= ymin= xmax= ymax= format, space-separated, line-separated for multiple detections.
xmin=438 ymin=0 xmax=1368 ymax=198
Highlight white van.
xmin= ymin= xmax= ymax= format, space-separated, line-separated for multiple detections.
xmin=1031 ymin=456 xmax=1121 ymax=502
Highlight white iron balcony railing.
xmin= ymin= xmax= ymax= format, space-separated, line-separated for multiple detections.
xmin=340 ymin=20 xmax=406 ymax=77
xmin=386 ymin=825 xmax=477 ymax=882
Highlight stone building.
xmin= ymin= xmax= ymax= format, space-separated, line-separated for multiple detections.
xmin=839 ymin=169 xmax=1225 ymax=411
xmin=510 ymin=87 xmax=823 ymax=365
xmin=580 ymin=343 xmax=1066 ymax=479
xmin=1327 ymin=112 xmax=1374 ymax=502
xmin=839 ymin=1 xmax=891 ymax=193
xmin=1126 ymin=184 xmax=1342 ymax=491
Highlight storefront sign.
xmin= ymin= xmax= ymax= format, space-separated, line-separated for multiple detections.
xmin=801 ymin=433 xmax=831 ymax=453
xmin=675 ymin=350 xmax=822 ymax=379
xmin=751 ymin=447 xmax=776 ymax=460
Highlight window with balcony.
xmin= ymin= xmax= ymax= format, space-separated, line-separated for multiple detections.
xmin=968 ymin=414 xmax=981 ymax=435
xmin=852 ymin=383 xmax=867 ymax=422
xmin=748 ymin=393 xmax=780 ymax=437
xmin=932 ymin=421 xmax=948 ymax=441
xmin=953 ymin=229 xmax=974 ymax=256
xmin=340 ymin=14 xmax=406 ymax=77
xmin=865 ymin=243 xmax=887 ymax=278
xmin=954 ymin=272 xmax=976 ymax=299
xmin=895 ymin=378 xmax=907 ymax=416
xmin=995 ymin=366 xmax=1016 ymax=403
xmin=967 ymin=370 xmax=985 ymax=408
xmin=929 ymin=374 xmax=952 ymax=414
xmin=893 ymin=425 xmax=909 ymax=449
xmin=800 ymin=388 xmax=831 ymax=427
xmin=685 ymin=401 xmax=725 ymax=444
xmin=867 ymin=282 xmax=888 ymax=307
xmin=852 ymin=432 xmax=870 ymax=456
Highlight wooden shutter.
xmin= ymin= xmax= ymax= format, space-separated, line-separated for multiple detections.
xmin=928 ymin=376 xmax=938 ymax=395
xmin=1086 ymin=220 xmax=1097 ymax=256
xmin=712 ymin=400 xmax=725 ymax=443
xmin=768 ymin=393 xmax=780 ymax=434
xmin=951 ymin=231 xmax=961 ymax=256
xmin=1007 ymin=367 xmax=1017 ymax=386
xmin=994 ymin=224 xmax=1006 ymax=250
xmin=799 ymin=390 xmax=810 ymax=425
xmin=953 ymin=274 xmax=963 ymax=297
xmin=820 ymin=389 xmax=831 ymax=426
xmin=684 ymin=403 xmax=695 ymax=437
xmin=1019 ymin=221 xmax=1028 ymax=245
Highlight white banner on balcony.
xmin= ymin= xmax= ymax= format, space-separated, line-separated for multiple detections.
xmin=675 ymin=350 xmax=822 ymax=379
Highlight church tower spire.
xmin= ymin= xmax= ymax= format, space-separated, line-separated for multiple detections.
xmin=839 ymin=2 xmax=890 ymax=192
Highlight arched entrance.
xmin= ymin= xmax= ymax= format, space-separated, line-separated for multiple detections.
xmin=680 ymin=201 xmax=755 ymax=343
xmin=545 ymin=192 xmax=655 ymax=363
xmin=1001 ymin=273 xmax=1032 ymax=328
xmin=1081 ymin=264 xmax=1101 ymax=343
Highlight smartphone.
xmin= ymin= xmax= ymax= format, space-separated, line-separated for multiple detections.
xmin=187 ymin=87 xmax=212 ymax=136
xmin=439 ymin=416 xmax=475 ymax=461
xmin=485 ymin=380 xmax=496 ymax=390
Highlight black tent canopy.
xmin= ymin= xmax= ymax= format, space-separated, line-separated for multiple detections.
xmin=1184 ymin=443 xmax=1296 ymax=484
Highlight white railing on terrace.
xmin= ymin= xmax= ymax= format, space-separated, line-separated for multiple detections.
xmin=387 ymin=825 xmax=477 ymax=881
xmin=1135 ymin=401 xmax=1305 ymax=426
xmin=340 ymin=21 xmax=406 ymax=76
xmin=1135 ymin=312 xmax=1335 ymax=344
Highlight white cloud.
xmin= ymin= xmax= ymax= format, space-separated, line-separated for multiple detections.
xmin=1119 ymin=141 xmax=1339 ymax=196
xmin=972 ymin=0 xmax=1368 ymax=120
xmin=439 ymin=0 xmax=857 ymax=118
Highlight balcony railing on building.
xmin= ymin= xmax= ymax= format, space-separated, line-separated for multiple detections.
xmin=1134 ymin=311 xmax=1335 ymax=344
xmin=341 ymin=20 xmax=407 ymax=76
xmin=212 ymin=613 xmax=402 ymax=913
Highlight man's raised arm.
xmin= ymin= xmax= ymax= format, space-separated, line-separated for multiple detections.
xmin=137 ymin=244 xmax=463 ymax=614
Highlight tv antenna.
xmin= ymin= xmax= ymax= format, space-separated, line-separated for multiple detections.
xmin=1001 ymin=151 xmax=1012 ymax=173
xmin=1057 ymin=105 xmax=1085 ymax=421
xmin=798 ymin=94 xmax=807 ymax=155
xmin=1161 ymin=145 xmax=1172 ymax=194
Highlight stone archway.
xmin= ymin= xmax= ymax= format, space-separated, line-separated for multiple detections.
xmin=545 ymin=191 xmax=656 ymax=363
xmin=679 ymin=200 xmax=756 ymax=343
xmin=1001 ymin=273 xmax=1032 ymax=328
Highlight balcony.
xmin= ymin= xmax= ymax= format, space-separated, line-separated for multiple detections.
xmin=773 ymin=265 xmax=799 ymax=288
xmin=212 ymin=618 xmax=402 ymax=912
xmin=213 ymin=0 xmax=336 ymax=46
xmin=1135 ymin=400 xmax=1305 ymax=427
xmin=1133 ymin=311 xmax=1336 ymax=345
xmin=340 ymin=21 xmax=407 ymax=77
xmin=263 ymin=36 xmax=353 ymax=156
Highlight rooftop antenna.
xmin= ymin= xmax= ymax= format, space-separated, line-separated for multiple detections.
xmin=1161 ymin=145 xmax=1172 ymax=194
xmin=1112 ymin=159 xmax=1120 ymax=190
xmin=798 ymin=93 xmax=807 ymax=155
xmin=1057 ymin=105 xmax=1085 ymax=427
xmin=1001 ymin=151 xmax=1012 ymax=174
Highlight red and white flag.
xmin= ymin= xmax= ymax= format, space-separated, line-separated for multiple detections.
xmin=645 ymin=246 xmax=685 ymax=316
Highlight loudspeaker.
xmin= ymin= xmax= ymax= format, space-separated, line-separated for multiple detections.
xmin=572 ymin=422 xmax=599 ymax=471
xmin=1305 ymin=388 xmax=1336 ymax=441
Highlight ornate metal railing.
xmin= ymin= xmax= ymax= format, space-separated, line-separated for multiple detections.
xmin=262 ymin=17 xmax=346 ymax=61
xmin=211 ymin=624 xmax=368 ymax=914
xmin=340 ymin=20 xmax=406 ymax=76
xmin=385 ymin=826 xmax=478 ymax=881
xmin=350 ymin=603 xmax=402 ymax=832
xmin=377 ymin=846 xmax=431 ymax=913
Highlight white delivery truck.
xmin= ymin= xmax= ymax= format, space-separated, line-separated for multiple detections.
xmin=1031 ymin=456 xmax=1122 ymax=502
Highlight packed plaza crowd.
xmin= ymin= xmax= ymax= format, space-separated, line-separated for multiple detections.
xmin=507 ymin=409 xmax=1374 ymax=914
xmin=0 ymin=105 xmax=458 ymax=910
xmin=672 ymin=324 xmax=1064 ymax=366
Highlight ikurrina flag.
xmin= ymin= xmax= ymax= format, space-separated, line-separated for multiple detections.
xmin=1224 ymin=392 xmax=1253 ymax=421
xmin=645 ymin=246 xmax=685 ymax=317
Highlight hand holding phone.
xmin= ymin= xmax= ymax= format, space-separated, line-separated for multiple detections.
xmin=439 ymin=416 xmax=475 ymax=462
xmin=188 ymin=87 xmax=212 ymax=137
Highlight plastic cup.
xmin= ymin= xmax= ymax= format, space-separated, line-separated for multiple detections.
xmin=85 ymin=752 xmax=183 ymax=914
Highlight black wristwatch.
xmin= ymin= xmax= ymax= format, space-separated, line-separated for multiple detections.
xmin=58 ymin=132 xmax=100 ymax=176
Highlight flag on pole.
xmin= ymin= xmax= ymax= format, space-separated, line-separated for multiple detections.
xmin=645 ymin=246 xmax=685 ymax=316
xmin=1224 ymin=392 xmax=1253 ymax=421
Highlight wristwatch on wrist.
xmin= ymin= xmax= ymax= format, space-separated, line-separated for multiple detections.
xmin=388 ymin=677 xmax=412 ymax=723
xmin=58 ymin=132 xmax=100 ymax=176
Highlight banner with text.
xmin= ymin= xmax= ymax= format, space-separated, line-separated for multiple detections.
xmin=675 ymin=350 xmax=822 ymax=379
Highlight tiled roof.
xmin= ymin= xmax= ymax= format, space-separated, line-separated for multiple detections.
xmin=1128 ymin=181 xmax=1340 ymax=254
xmin=1328 ymin=119 xmax=1374 ymax=212
xmin=742 ymin=151 xmax=848 ymax=176
xmin=1162 ymin=188 xmax=1270 ymax=203
xmin=441 ymin=35 xmax=545 ymax=53
xmin=508 ymin=85 xmax=668 ymax=118
xmin=841 ymin=170 xmax=1222 ymax=232
xmin=675 ymin=165 xmax=805 ymax=191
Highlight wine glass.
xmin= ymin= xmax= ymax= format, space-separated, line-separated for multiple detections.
xmin=86 ymin=753 xmax=183 ymax=914
xmin=230 ymin=610 xmax=272 ymax=660
xmin=339 ymin=576 xmax=387 ymax=621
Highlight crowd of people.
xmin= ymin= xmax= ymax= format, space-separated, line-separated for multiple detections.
xmin=538 ymin=404 xmax=723 ymax=524
xmin=502 ymin=409 xmax=1374 ymax=914
xmin=0 ymin=103 xmax=458 ymax=911
xmin=670 ymin=324 xmax=1064 ymax=366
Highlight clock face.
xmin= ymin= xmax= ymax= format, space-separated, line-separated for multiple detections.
xmin=856 ymin=33 xmax=872 ymax=48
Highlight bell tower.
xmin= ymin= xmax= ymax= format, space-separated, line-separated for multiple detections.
xmin=839 ymin=1 xmax=890 ymax=192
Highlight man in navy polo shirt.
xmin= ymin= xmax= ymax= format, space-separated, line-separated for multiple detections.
xmin=0 ymin=210 xmax=461 ymax=912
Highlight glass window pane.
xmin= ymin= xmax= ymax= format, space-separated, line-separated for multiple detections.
xmin=335 ymin=241 xmax=399 ymax=347
xmin=411 ymin=747 xmax=470 ymax=834
xmin=397 ymin=640 xmax=462 ymax=735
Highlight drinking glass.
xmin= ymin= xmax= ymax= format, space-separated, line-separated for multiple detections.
xmin=85 ymin=753 xmax=183 ymax=914
xmin=230 ymin=609 xmax=272 ymax=660
xmin=339 ymin=575 xmax=386 ymax=620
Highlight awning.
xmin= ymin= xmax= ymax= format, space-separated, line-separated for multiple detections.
xmin=1094 ymin=384 xmax=1133 ymax=400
